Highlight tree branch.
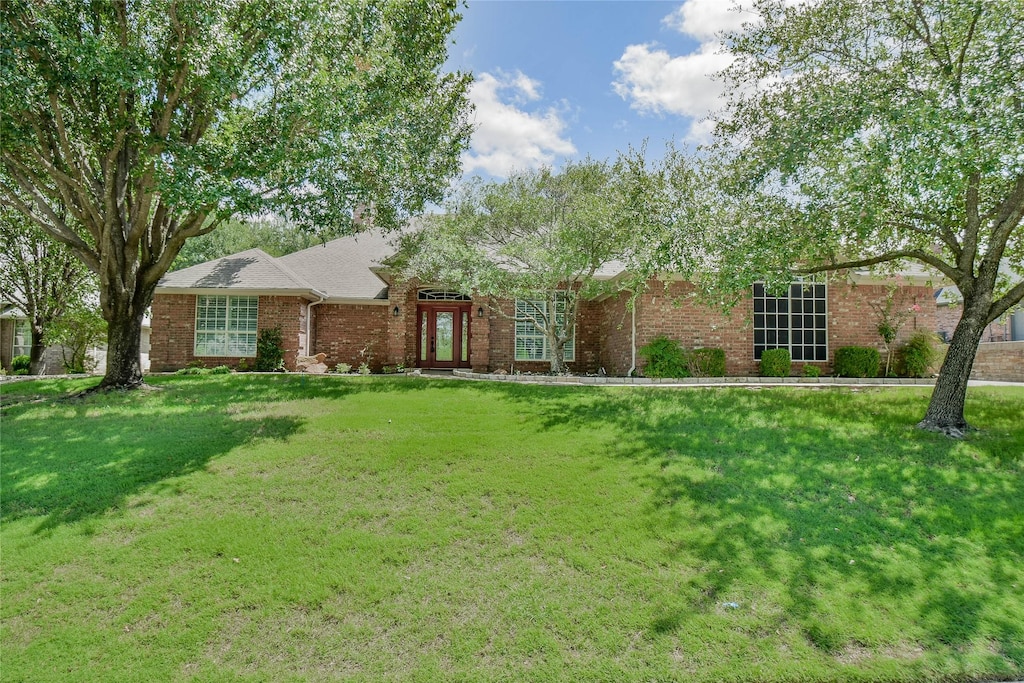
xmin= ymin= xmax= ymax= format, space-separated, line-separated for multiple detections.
xmin=987 ymin=279 xmax=1024 ymax=324
xmin=797 ymin=248 xmax=962 ymax=284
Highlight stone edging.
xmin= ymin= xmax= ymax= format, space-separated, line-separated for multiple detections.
xmin=451 ymin=369 xmax=937 ymax=387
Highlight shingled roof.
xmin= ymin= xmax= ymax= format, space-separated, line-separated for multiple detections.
xmin=277 ymin=231 xmax=394 ymax=300
xmin=157 ymin=248 xmax=320 ymax=295
xmin=156 ymin=231 xmax=400 ymax=301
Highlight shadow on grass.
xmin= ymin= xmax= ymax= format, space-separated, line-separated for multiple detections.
xmin=479 ymin=383 xmax=1024 ymax=664
xmin=0 ymin=375 xmax=440 ymax=535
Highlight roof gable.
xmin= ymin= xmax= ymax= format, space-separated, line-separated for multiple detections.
xmin=158 ymin=248 xmax=317 ymax=293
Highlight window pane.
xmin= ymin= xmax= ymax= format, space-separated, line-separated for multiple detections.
xmin=196 ymin=295 xmax=257 ymax=356
xmin=420 ymin=312 xmax=428 ymax=361
xmin=753 ymin=281 xmax=827 ymax=362
xmin=461 ymin=312 xmax=468 ymax=362
xmin=435 ymin=312 xmax=454 ymax=362
xmin=13 ymin=319 xmax=32 ymax=357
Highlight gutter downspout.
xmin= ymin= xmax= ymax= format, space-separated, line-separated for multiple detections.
xmin=306 ymin=293 xmax=326 ymax=355
xmin=627 ymin=294 xmax=637 ymax=377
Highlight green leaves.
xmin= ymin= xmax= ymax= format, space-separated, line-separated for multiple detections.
xmin=1 ymin=0 xmax=472 ymax=387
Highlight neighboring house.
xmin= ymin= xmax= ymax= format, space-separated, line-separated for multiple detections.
xmin=151 ymin=231 xmax=938 ymax=376
xmin=0 ymin=301 xmax=150 ymax=375
xmin=935 ymin=287 xmax=1024 ymax=343
xmin=0 ymin=304 xmax=62 ymax=374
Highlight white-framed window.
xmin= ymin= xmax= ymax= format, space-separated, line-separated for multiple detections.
xmin=514 ymin=298 xmax=575 ymax=362
xmin=194 ymin=295 xmax=259 ymax=357
xmin=12 ymin=319 xmax=31 ymax=357
xmin=753 ymin=280 xmax=828 ymax=361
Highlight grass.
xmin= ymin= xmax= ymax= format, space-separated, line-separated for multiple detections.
xmin=1 ymin=375 xmax=1022 ymax=683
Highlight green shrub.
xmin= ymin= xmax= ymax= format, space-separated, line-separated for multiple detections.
xmin=895 ymin=332 xmax=940 ymax=377
xmin=46 ymin=308 xmax=106 ymax=373
xmin=334 ymin=362 xmax=352 ymax=374
xmin=255 ymin=327 xmax=285 ymax=372
xmin=688 ymin=348 xmax=726 ymax=377
xmin=638 ymin=336 xmax=689 ymax=378
xmin=236 ymin=358 xmax=251 ymax=372
xmin=834 ymin=346 xmax=881 ymax=378
xmin=11 ymin=355 xmax=31 ymax=374
xmin=358 ymin=362 xmax=371 ymax=375
xmin=759 ymin=348 xmax=791 ymax=377
xmin=185 ymin=359 xmax=207 ymax=369
xmin=175 ymin=366 xmax=206 ymax=375
xmin=210 ymin=365 xmax=232 ymax=375
xmin=803 ymin=364 xmax=821 ymax=377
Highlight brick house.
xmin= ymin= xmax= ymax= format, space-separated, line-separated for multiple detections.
xmin=150 ymin=231 xmax=938 ymax=376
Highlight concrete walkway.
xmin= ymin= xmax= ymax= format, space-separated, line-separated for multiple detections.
xmin=449 ymin=368 xmax=1024 ymax=388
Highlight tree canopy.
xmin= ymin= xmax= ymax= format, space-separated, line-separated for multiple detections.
xmin=662 ymin=0 xmax=1023 ymax=434
xmin=390 ymin=160 xmax=635 ymax=373
xmin=171 ymin=217 xmax=320 ymax=271
xmin=0 ymin=0 xmax=472 ymax=388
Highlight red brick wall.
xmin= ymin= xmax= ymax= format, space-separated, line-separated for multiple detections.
xmin=484 ymin=297 xmax=603 ymax=374
xmin=598 ymin=292 xmax=634 ymax=375
xmin=312 ymin=303 xmax=389 ymax=371
xmin=938 ymin=303 xmax=1017 ymax=343
xmin=150 ymin=294 xmax=306 ymax=371
xmin=626 ymin=281 xmax=755 ymax=375
xmin=150 ymin=294 xmax=197 ymax=371
xmin=970 ymin=341 xmax=1024 ymax=381
xmin=593 ymin=280 xmax=938 ymax=377
xmin=1 ymin=319 xmax=14 ymax=371
xmin=150 ymin=282 xmax=942 ymax=377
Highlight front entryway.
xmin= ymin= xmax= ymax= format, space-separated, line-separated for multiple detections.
xmin=417 ymin=304 xmax=472 ymax=369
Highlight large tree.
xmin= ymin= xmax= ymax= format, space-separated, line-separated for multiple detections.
xmin=694 ymin=0 xmax=1023 ymax=435
xmin=170 ymin=217 xmax=320 ymax=271
xmin=391 ymin=160 xmax=634 ymax=374
xmin=0 ymin=205 xmax=94 ymax=373
xmin=0 ymin=0 xmax=472 ymax=389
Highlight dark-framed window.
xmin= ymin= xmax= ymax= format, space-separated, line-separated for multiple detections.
xmin=753 ymin=281 xmax=827 ymax=361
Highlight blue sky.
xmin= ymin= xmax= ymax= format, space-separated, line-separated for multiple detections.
xmin=447 ymin=0 xmax=750 ymax=179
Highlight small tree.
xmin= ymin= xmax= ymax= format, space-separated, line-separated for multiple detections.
xmin=391 ymin=160 xmax=634 ymax=373
xmin=0 ymin=205 xmax=94 ymax=373
xmin=46 ymin=307 xmax=107 ymax=374
xmin=870 ymin=287 xmax=922 ymax=377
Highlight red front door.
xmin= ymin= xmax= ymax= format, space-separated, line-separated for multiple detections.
xmin=417 ymin=304 xmax=471 ymax=368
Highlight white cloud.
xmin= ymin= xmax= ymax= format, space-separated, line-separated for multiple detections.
xmin=662 ymin=0 xmax=750 ymax=41
xmin=613 ymin=0 xmax=756 ymax=142
xmin=462 ymin=71 xmax=576 ymax=178
xmin=612 ymin=42 xmax=733 ymax=134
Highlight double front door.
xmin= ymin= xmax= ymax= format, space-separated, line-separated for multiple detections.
xmin=417 ymin=304 xmax=472 ymax=369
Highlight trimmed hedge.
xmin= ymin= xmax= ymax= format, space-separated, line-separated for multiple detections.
xmin=689 ymin=348 xmax=726 ymax=377
xmin=834 ymin=346 xmax=880 ymax=378
xmin=759 ymin=348 xmax=791 ymax=377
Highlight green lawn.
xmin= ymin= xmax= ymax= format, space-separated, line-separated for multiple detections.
xmin=1 ymin=375 xmax=1022 ymax=683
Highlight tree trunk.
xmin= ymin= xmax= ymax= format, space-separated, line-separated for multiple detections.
xmin=917 ymin=301 xmax=987 ymax=437
xmin=99 ymin=305 xmax=146 ymax=389
xmin=29 ymin=327 xmax=46 ymax=375
xmin=549 ymin=340 xmax=566 ymax=374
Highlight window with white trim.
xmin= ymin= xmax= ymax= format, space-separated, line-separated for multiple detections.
xmin=514 ymin=298 xmax=575 ymax=362
xmin=194 ymin=295 xmax=259 ymax=357
xmin=12 ymin=319 xmax=31 ymax=357
xmin=753 ymin=281 xmax=827 ymax=361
